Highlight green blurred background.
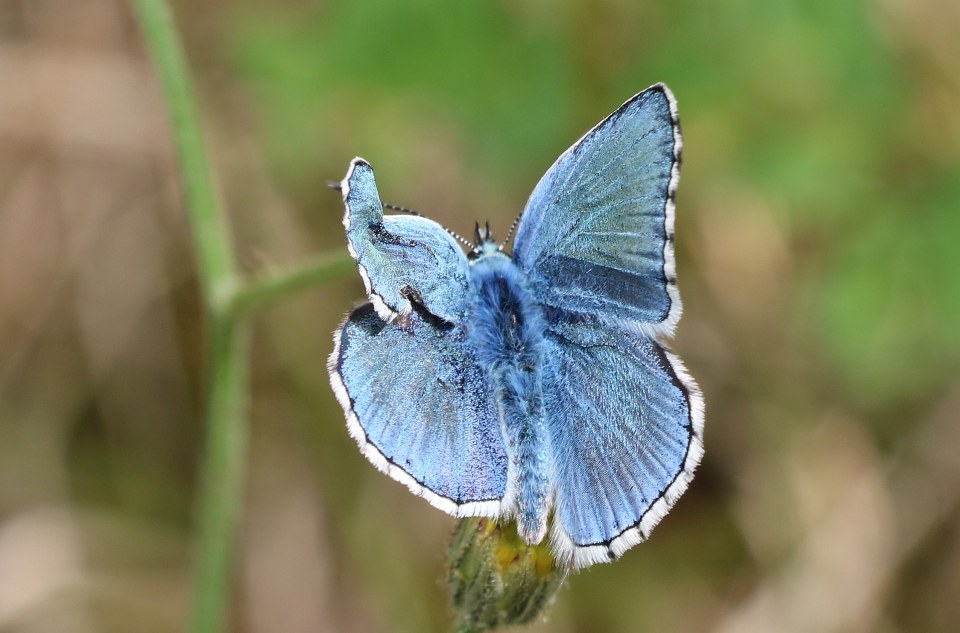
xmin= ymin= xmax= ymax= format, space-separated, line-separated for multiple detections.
xmin=1 ymin=0 xmax=959 ymax=631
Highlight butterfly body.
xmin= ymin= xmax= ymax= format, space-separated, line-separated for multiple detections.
xmin=329 ymin=84 xmax=704 ymax=569
xmin=468 ymin=248 xmax=551 ymax=544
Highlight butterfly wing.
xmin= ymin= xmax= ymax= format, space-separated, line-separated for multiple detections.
xmin=329 ymin=303 xmax=507 ymax=516
xmin=341 ymin=158 xmax=471 ymax=325
xmin=512 ymin=84 xmax=682 ymax=334
xmin=543 ymin=316 xmax=704 ymax=568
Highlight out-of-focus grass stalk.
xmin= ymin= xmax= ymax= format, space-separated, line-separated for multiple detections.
xmin=230 ymin=253 xmax=355 ymax=318
xmin=131 ymin=2 xmax=249 ymax=632
xmin=132 ymin=0 xmax=236 ymax=302
xmin=132 ymin=4 xmax=354 ymax=631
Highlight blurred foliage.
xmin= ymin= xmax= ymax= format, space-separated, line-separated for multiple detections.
xmin=1 ymin=0 xmax=959 ymax=632
xmin=226 ymin=0 xmax=960 ymax=412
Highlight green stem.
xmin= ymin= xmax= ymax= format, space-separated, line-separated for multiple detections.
xmin=190 ymin=316 xmax=250 ymax=633
xmin=131 ymin=2 xmax=247 ymax=633
xmin=132 ymin=0 xmax=237 ymax=304
xmin=230 ymin=253 xmax=355 ymax=318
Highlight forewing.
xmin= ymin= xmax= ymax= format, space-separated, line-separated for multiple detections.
xmin=513 ymin=84 xmax=682 ymax=332
xmin=342 ymin=158 xmax=471 ymax=325
xmin=543 ymin=317 xmax=704 ymax=568
xmin=329 ymin=303 xmax=507 ymax=516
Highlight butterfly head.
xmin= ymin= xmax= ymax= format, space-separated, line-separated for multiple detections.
xmin=470 ymin=221 xmax=501 ymax=259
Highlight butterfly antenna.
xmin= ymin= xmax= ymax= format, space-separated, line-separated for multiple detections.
xmin=384 ymin=202 xmax=474 ymax=250
xmin=384 ymin=202 xmax=423 ymax=216
xmin=446 ymin=228 xmax=475 ymax=250
xmin=326 ymin=180 xmax=342 ymax=192
xmin=501 ymin=211 xmax=523 ymax=249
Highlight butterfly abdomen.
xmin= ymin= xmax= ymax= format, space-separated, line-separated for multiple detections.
xmin=468 ymin=253 xmax=552 ymax=544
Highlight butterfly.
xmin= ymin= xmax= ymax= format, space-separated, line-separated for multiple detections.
xmin=328 ymin=83 xmax=704 ymax=569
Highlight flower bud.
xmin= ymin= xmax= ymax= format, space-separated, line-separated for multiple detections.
xmin=447 ymin=517 xmax=565 ymax=632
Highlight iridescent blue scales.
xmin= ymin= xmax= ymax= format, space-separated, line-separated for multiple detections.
xmin=328 ymin=84 xmax=704 ymax=569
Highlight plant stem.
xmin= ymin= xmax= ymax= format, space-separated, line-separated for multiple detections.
xmin=132 ymin=0 xmax=237 ymax=305
xmin=230 ymin=253 xmax=355 ymax=318
xmin=131 ymin=2 xmax=248 ymax=633
xmin=190 ymin=315 xmax=250 ymax=633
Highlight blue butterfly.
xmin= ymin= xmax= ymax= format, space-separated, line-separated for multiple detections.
xmin=328 ymin=84 xmax=704 ymax=568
